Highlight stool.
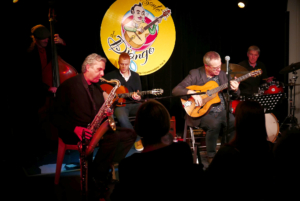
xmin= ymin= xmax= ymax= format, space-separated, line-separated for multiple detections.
xmin=183 ymin=120 xmax=206 ymax=164
xmin=54 ymin=137 xmax=79 ymax=185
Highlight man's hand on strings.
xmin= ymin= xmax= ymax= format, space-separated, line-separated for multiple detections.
xmin=132 ymin=90 xmax=141 ymax=101
xmin=74 ymin=126 xmax=92 ymax=141
xmin=230 ymin=78 xmax=239 ymax=91
xmin=188 ymin=90 xmax=203 ymax=106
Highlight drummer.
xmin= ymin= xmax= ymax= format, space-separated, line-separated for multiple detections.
xmin=238 ymin=45 xmax=268 ymax=96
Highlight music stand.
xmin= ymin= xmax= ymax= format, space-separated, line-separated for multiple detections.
xmin=247 ymin=93 xmax=285 ymax=113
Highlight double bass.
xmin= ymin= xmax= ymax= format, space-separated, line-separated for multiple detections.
xmin=42 ymin=7 xmax=77 ymax=92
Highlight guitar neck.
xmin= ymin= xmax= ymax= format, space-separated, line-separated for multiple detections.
xmin=119 ymin=90 xmax=153 ymax=98
xmin=143 ymin=15 xmax=164 ymax=31
xmin=208 ymin=73 xmax=253 ymax=95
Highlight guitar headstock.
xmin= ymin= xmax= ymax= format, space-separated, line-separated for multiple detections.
xmin=162 ymin=8 xmax=171 ymax=19
xmin=250 ymin=69 xmax=262 ymax=77
xmin=151 ymin=89 xmax=164 ymax=96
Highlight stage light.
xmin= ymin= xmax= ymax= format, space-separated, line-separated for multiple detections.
xmin=13 ymin=0 xmax=19 ymax=3
xmin=238 ymin=2 xmax=245 ymax=8
xmin=237 ymin=0 xmax=248 ymax=8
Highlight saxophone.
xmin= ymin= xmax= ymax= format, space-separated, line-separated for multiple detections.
xmin=83 ymin=78 xmax=121 ymax=156
xmin=78 ymin=78 xmax=120 ymax=195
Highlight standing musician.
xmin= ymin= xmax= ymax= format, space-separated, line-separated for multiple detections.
xmin=238 ymin=45 xmax=268 ymax=96
xmin=172 ymin=51 xmax=240 ymax=163
xmin=103 ymin=52 xmax=144 ymax=151
xmin=21 ymin=24 xmax=67 ymax=162
xmin=51 ymin=53 xmax=136 ymax=198
xmin=27 ymin=24 xmax=66 ymax=99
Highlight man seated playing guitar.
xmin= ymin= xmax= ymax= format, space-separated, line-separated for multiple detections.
xmin=172 ymin=51 xmax=240 ymax=163
xmin=103 ymin=52 xmax=144 ymax=151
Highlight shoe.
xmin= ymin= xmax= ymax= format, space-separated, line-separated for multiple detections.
xmin=134 ymin=139 xmax=144 ymax=151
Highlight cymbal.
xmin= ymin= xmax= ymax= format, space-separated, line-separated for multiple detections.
xmin=284 ymin=83 xmax=300 ymax=86
xmin=263 ymin=76 xmax=275 ymax=81
xmin=279 ymin=62 xmax=300 ymax=74
xmin=221 ymin=63 xmax=249 ymax=78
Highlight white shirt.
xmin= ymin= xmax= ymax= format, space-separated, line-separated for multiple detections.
xmin=120 ymin=70 xmax=131 ymax=82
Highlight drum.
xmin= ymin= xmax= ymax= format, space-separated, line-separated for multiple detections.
xmin=262 ymin=81 xmax=284 ymax=95
xmin=230 ymin=96 xmax=245 ymax=114
xmin=265 ymin=113 xmax=279 ymax=142
xmin=230 ymin=100 xmax=241 ymax=114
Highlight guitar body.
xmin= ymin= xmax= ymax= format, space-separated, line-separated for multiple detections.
xmin=124 ymin=22 xmax=150 ymax=48
xmin=181 ymin=81 xmax=221 ymax=118
xmin=100 ymin=84 xmax=128 ymax=107
xmin=101 ymin=84 xmax=164 ymax=107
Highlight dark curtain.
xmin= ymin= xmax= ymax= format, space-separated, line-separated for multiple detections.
xmin=8 ymin=0 xmax=288 ymax=136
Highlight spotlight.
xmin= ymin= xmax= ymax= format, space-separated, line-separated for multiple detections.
xmin=13 ymin=0 xmax=19 ymax=3
xmin=238 ymin=2 xmax=245 ymax=8
xmin=237 ymin=0 xmax=248 ymax=8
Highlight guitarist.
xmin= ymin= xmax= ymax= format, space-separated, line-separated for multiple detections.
xmin=172 ymin=51 xmax=240 ymax=163
xmin=103 ymin=53 xmax=144 ymax=151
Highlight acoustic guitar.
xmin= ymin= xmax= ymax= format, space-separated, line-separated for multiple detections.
xmin=100 ymin=84 xmax=163 ymax=106
xmin=181 ymin=69 xmax=262 ymax=117
xmin=124 ymin=8 xmax=171 ymax=48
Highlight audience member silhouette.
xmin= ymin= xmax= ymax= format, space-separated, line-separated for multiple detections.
xmin=205 ymin=100 xmax=274 ymax=200
xmin=273 ymin=127 xmax=300 ymax=200
xmin=111 ymin=99 xmax=203 ymax=201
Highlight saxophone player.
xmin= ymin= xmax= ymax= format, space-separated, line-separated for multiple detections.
xmin=51 ymin=53 xmax=137 ymax=199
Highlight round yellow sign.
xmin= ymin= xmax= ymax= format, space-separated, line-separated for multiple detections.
xmin=100 ymin=0 xmax=176 ymax=76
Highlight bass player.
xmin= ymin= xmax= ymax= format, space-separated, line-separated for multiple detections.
xmin=172 ymin=51 xmax=240 ymax=164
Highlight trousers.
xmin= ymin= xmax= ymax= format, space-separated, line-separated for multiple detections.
xmin=199 ymin=110 xmax=235 ymax=157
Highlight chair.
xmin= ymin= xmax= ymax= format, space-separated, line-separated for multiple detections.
xmin=54 ymin=137 xmax=79 ymax=185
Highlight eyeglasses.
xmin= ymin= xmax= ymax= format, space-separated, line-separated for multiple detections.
xmin=206 ymin=65 xmax=221 ymax=71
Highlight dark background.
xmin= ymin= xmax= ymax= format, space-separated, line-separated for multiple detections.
xmin=7 ymin=0 xmax=289 ymax=136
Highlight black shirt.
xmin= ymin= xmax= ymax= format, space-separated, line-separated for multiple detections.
xmin=238 ymin=60 xmax=268 ymax=96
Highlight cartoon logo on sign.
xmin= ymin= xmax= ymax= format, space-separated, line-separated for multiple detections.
xmin=122 ymin=2 xmax=163 ymax=51
xmin=101 ymin=0 xmax=175 ymax=75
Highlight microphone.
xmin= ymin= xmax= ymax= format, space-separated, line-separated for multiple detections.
xmin=225 ymin=56 xmax=230 ymax=74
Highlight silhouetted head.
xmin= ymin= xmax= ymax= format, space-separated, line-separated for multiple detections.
xmin=231 ymin=100 xmax=268 ymax=150
xmin=134 ymin=99 xmax=170 ymax=145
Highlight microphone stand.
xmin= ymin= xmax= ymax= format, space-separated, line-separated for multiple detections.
xmin=225 ymin=56 xmax=230 ymax=143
